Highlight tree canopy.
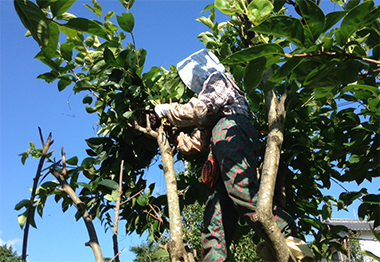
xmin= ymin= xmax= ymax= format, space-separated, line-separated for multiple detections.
xmin=14 ymin=0 xmax=379 ymax=261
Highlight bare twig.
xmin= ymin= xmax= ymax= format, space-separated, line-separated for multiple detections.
xmin=51 ymin=150 xmax=103 ymax=262
xmin=112 ymin=160 xmax=124 ymax=262
xmin=120 ymin=188 xmax=145 ymax=206
xmin=22 ymin=128 xmax=54 ymax=262
xmin=109 ymin=248 xmax=125 ymax=262
xmin=147 ymin=202 xmax=164 ymax=224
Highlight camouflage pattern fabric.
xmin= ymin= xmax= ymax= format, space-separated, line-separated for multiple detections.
xmin=201 ymin=114 xmax=298 ymax=261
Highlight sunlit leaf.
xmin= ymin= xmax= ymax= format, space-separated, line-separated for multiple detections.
xmin=105 ymin=11 xmax=115 ymax=21
xmin=117 ymin=13 xmax=134 ymax=33
xmin=251 ymin=16 xmax=305 ymax=46
xmin=99 ymin=179 xmax=119 ymax=190
xmin=215 ymin=0 xmax=243 ymax=15
xmin=50 ymin=0 xmax=76 ymax=17
xmin=247 ymin=0 xmax=274 ymax=24
xmin=93 ymin=0 xmax=102 ymax=17
xmin=14 ymin=0 xmax=50 ymax=48
xmin=222 ymin=43 xmax=284 ymax=64
xmin=64 ymin=18 xmax=108 ymax=39
xmin=18 ymin=211 xmax=28 ymax=229
xmin=74 ymin=80 xmax=93 ymax=92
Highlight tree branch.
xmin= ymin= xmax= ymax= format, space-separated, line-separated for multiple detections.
xmin=22 ymin=128 xmax=54 ymax=262
xmin=112 ymin=160 xmax=124 ymax=262
xmin=285 ymin=52 xmax=380 ymax=65
xmin=156 ymin=125 xmax=188 ymax=262
xmin=256 ymin=90 xmax=290 ymax=262
xmin=132 ymin=114 xmax=158 ymax=138
xmin=51 ymin=157 xmax=103 ymax=262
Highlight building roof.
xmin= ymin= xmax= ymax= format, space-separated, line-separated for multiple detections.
xmin=325 ymin=219 xmax=380 ymax=232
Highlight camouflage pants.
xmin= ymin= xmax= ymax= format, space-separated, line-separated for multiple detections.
xmin=201 ymin=115 xmax=297 ymax=262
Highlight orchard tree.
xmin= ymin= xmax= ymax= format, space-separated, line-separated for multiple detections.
xmin=14 ymin=0 xmax=379 ymax=261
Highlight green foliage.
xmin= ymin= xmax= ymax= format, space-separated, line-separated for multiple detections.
xmin=130 ymin=240 xmax=170 ymax=262
xmin=14 ymin=0 xmax=380 ymax=260
xmin=0 ymin=244 xmax=22 ymax=262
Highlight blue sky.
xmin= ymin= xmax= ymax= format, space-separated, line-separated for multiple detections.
xmin=0 ymin=0 xmax=378 ymax=261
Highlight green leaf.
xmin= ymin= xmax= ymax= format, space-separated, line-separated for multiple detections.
xmin=64 ymin=18 xmax=108 ymax=39
xmin=264 ymin=57 xmax=304 ymax=92
xmin=18 ymin=211 xmax=28 ymax=229
xmin=122 ymin=111 xmax=134 ymax=119
xmin=247 ymin=0 xmax=274 ymax=24
xmin=117 ymin=13 xmax=134 ymax=33
xmin=83 ymin=96 xmax=93 ymax=105
xmin=50 ymin=0 xmax=76 ymax=17
xmin=336 ymin=1 xmax=377 ymax=46
xmin=103 ymin=47 xmax=118 ymax=67
xmin=314 ymin=86 xmax=335 ymax=99
xmin=273 ymin=0 xmax=286 ymax=12
xmin=36 ymin=0 xmax=52 ymax=9
xmin=76 ymin=182 xmax=93 ymax=190
xmin=348 ymin=154 xmax=360 ymax=164
xmin=15 ymin=199 xmax=30 ymax=211
xmin=99 ymin=179 xmax=119 ymax=190
xmin=119 ymin=0 xmax=135 ymax=9
xmin=105 ymin=11 xmax=115 ymax=21
xmin=360 ymin=250 xmax=380 ymax=261
xmin=74 ymin=80 xmax=93 ymax=92
xmin=196 ymin=16 xmax=214 ymax=30
xmin=222 ymin=43 xmax=284 ymax=64
xmin=57 ymin=76 xmax=72 ymax=92
xmin=14 ymin=0 xmax=50 ymax=48
xmin=66 ymin=156 xmax=78 ymax=165
xmin=152 ymin=248 xmax=170 ymax=260
xmin=92 ymin=0 xmax=102 ymax=17
xmin=324 ymin=11 xmax=346 ymax=32
xmin=215 ymin=0 xmax=243 ymax=15
xmin=296 ymin=0 xmax=325 ymax=45
xmin=368 ymin=97 xmax=380 ymax=116
xmin=90 ymin=59 xmax=108 ymax=75
xmin=251 ymin=16 xmax=305 ymax=46
xmin=39 ymin=21 xmax=60 ymax=59
xmin=60 ymin=42 xmax=74 ymax=61
xmin=137 ymin=194 xmax=149 ymax=206
xmin=341 ymin=84 xmax=380 ymax=96
xmin=244 ymin=56 xmax=267 ymax=92
xmin=105 ymin=189 xmax=119 ymax=202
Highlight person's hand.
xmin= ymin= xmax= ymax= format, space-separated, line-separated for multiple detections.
xmin=154 ymin=104 xmax=170 ymax=118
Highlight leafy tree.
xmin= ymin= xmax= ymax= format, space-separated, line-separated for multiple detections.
xmin=14 ymin=0 xmax=379 ymax=261
xmin=130 ymin=240 xmax=170 ymax=262
xmin=0 ymin=244 xmax=22 ymax=262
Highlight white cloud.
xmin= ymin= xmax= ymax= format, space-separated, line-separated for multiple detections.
xmin=0 ymin=231 xmax=22 ymax=251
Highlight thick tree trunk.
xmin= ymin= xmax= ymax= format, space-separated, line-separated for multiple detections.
xmin=256 ymin=90 xmax=291 ymax=262
xmin=156 ymin=127 xmax=189 ymax=262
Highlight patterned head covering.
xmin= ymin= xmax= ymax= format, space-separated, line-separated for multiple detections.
xmin=177 ymin=49 xmax=225 ymax=94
